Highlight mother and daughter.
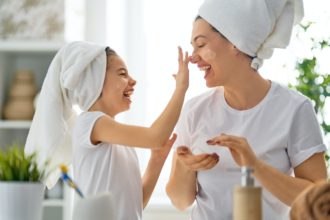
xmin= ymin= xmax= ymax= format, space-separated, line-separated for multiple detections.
xmin=25 ymin=0 xmax=327 ymax=219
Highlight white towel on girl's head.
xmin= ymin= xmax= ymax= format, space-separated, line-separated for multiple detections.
xmin=25 ymin=41 xmax=107 ymax=189
xmin=198 ymin=0 xmax=304 ymax=70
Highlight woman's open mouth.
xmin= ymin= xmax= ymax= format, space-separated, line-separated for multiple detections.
xmin=199 ymin=65 xmax=211 ymax=79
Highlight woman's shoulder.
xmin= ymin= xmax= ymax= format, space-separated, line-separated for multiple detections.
xmin=185 ymin=88 xmax=220 ymax=109
xmin=271 ymin=82 xmax=311 ymax=106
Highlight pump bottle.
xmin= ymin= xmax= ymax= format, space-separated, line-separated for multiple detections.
xmin=233 ymin=166 xmax=262 ymax=220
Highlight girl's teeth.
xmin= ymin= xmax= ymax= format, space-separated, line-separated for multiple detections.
xmin=124 ymin=91 xmax=133 ymax=97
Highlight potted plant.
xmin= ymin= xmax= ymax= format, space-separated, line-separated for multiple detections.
xmin=0 ymin=143 xmax=48 ymax=220
xmin=289 ymin=23 xmax=330 ymax=166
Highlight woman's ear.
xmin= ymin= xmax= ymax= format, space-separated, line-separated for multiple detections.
xmin=233 ymin=45 xmax=240 ymax=56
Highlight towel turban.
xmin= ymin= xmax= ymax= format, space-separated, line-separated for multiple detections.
xmin=198 ymin=0 xmax=304 ymax=70
xmin=25 ymin=41 xmax=107 ymax=188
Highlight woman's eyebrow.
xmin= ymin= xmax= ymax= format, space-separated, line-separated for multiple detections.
xmin=191 ymin=35 xmax=207 ymax=44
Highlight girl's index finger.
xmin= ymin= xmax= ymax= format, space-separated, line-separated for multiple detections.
xmin=178 ymin=46 xmax=183 ymax=63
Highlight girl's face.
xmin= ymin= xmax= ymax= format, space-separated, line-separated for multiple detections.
xmin=100 ymin=55 xmax=136 ymax=116
xmin=190 ymin=18 xmax=236 ymax=87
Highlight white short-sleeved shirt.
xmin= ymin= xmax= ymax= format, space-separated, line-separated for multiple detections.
xmin=72 ymin=111 xmax=142 ymax=220
xmin=174 ymin=81 xmax=326 ymax=220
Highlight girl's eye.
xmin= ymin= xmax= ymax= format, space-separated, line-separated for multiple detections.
xmin=197 ymin=44 xmax=205 ymax=48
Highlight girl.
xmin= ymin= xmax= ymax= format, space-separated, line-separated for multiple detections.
xmin=25 ymin=41 xmax=189 ymax=220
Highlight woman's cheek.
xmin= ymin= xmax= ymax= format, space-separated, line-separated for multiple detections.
xmin=200 ymin=48 xmax=216 ymax=62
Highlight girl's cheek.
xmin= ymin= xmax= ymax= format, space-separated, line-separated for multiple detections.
xmin=200 ymin=48 xmax=216 ymax=62
xmin=115 ymin=79 xmax=127 ymax=90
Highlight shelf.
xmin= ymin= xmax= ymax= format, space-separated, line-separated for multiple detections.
xmin=0 ymin=120 xmax=31 ymax=129
xmin=43 ymin=199 xmax=64 ymax=207
xmin=0 ymin=41 xmax=64 ymax=53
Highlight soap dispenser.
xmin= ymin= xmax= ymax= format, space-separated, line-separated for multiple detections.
xmin=233 ymin=166 xmax=262 ymax=220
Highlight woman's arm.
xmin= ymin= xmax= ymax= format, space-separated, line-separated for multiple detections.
xmin=254 ymin=152 xmax=327 ymax=206
xmin=92 ymin=47 xmax=189 ymax=149
xmin=166 ymin=146 xmax=219 ymax=210
xmin=207 ymin=134 xmax=327 ymax=206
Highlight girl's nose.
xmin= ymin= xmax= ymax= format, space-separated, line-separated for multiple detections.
xmin=130 ymin=78 xmax=137 ymax=86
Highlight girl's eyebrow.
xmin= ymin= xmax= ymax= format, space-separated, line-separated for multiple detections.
xmin=191 ymin=35 xmax=207 ymax=44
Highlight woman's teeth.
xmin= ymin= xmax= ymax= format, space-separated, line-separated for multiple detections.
xmin=199 ymin=65 xmax=211 ymax=71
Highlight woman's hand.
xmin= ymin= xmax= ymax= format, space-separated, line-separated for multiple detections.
xmin=207 ymin=133 xmax=258 ymax=168
xmin=173 ymin=46 xmax=189 ymax=91
xmin=176 ymin=146 xmax=219 ymax=171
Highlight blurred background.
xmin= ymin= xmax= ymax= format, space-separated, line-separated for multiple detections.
xmin=0 ymin=0 xmax=329 ymax=219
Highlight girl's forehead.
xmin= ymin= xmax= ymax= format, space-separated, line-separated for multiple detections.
xmin=107 ymin=55 xmax=127 ymax=70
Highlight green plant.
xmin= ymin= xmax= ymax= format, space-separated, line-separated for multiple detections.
xmin=289 ymin=23 xmax=330 ymax=163
xmin=0 ymin=143 xmax=48 ymax=181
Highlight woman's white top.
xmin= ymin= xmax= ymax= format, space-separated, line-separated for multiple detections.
xmin=174 ymin=81 xmax=326 ymax=220
xmin=72 ymin=111 xmax=142 ymax=220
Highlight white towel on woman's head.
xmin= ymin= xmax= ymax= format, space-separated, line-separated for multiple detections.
xmin=25 ymin=41 xmax=107 ymax=188
xmin=198 ymin=0 xmax=304 ymax=70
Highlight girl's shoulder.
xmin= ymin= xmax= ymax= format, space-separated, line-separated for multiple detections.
xmin=73 ymin=111 xmax=105 ymax=134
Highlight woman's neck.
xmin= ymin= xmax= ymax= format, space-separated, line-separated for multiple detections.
xmin=223 ymin=71 xmax=271 ymax=110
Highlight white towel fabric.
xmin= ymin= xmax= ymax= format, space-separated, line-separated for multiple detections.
xmin=198 ymin=0 xmax=304 ymax=70
xmin=25 ymin=41 xmax=107 ymax=188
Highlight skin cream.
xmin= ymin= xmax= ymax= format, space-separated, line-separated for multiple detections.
xmin=233 ymin=167 xmax=262 ymax=220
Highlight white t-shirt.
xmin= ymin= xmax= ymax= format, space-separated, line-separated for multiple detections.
xmin=174 ymin=82 xmax=326 ymax=220
xmin=72 ymin=111 xmax=143 ymax=220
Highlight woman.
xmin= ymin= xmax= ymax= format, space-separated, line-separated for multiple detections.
xmin=166 ymin=0 xmax=327 ymax=219
xmin=25 ymin=41 xmax=189 ymax=220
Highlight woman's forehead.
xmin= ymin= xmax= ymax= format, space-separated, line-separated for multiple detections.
xmin=191 ymin=19 xmax=213 ymax=42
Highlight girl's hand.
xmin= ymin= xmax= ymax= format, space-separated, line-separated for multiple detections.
xmin=173 ymin=46 xmax=189 ymax=91
xmin=207 ymin=134 xmax=258 ymax=168
xmin=151 ymin=133 xmax=177 ymax=161
xmin=176 ymin=146 xmax=219 ymax=171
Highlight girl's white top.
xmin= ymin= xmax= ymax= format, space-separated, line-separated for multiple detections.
xmin=174 ymin=81 xmax=326 ymax=220
xmin=72 ymin=111 xmax=142 ymax=220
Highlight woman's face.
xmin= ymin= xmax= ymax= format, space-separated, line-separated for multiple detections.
xmin=101 ymin=55 xmax=136 ymax=116
xmin=190 ymin=18 xmax=235 ymax=87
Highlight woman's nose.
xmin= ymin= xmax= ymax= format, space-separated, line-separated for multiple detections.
xmin=190 ymin=52 xmax=200 ymax=64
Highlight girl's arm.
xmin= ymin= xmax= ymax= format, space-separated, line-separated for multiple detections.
xmin=142 ymin=134 xmax=176 ymax=208
xmin=92 ymin=47 xmax=189 ymax=149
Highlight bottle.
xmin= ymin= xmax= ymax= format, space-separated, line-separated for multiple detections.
xmin=3 ymin=70 xmax=37 ymax=120
xmin=233 ymin=167 xmax=262 ymax=220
